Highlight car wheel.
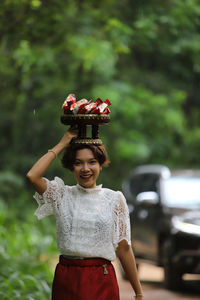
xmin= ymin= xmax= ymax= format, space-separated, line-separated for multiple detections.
xmin=163 ymin=240 xmax=183 ymax=290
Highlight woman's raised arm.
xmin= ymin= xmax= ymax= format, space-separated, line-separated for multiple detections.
xmin=26 ymin=128 xmax=77 ymax=195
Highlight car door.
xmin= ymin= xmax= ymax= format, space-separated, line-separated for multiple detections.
xmin=129 ymin=173 xmax=162 ymax=261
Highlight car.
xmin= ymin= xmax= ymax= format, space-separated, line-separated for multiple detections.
xmin=122 ymin=164 xmax=200 ymax=290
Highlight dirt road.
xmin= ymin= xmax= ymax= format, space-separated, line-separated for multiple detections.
xmin=114 ymin=261 xmax=200 ymax=300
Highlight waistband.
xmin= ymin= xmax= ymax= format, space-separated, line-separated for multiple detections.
xmin=59 ymin=255 xmax=111 ymax=267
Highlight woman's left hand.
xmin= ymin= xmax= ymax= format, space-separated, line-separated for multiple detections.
xmin=58 ymin=126 xmax=78 ymax=147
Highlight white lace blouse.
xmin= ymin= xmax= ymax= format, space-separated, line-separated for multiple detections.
xmin=34 ymin=177 xmax=131 ymax=261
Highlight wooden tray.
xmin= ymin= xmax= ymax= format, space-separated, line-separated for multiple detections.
xmin=60 ymin=114 xmax=110 ymax=145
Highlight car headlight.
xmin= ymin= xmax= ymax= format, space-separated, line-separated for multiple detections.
xmin=172 ymin=216 xmax=200 ymax=236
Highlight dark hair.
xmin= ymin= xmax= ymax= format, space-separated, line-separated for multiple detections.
xmin=62 ymin=144 xmax=110 ymax=171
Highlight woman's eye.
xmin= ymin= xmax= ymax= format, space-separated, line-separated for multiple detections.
xmin=90 ymin=160 xmax=97 ymax=164
xmin=74 ymin=161 xmax=81 ymax=166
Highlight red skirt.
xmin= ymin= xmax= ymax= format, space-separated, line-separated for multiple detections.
xmin=51 ymin=255 xmax=119 ymax=300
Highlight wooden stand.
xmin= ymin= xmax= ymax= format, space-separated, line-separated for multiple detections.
xmin=60 ymin=114 xmax=110 ymax=145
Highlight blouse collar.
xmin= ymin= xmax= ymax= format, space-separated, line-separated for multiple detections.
xmin=76 ymin=183 xmax=102 ymax=193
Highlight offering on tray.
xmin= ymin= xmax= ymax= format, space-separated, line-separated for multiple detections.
xmin=70 ymin=99 xmax=88 ymax=114
xmin=62 ymin=93 xmax=76 ymax=114
xmin=62 ymin=94 xmax=111 ymax=115
xmin=91 ymin=99 xmax=111 ymax=114
xmin=77 ymin=100 xmax=93 ymax=114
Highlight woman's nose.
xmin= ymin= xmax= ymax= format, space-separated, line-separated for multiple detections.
xmin=82 ymin=163 xmax=90 ymax=171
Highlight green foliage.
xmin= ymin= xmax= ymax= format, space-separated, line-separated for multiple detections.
xmin=0 ymin=197 xmax=57 ymax=299
xmin=1 ymin=1 xmax=200 ymax=183
xmin=0 ymin=171 xmax=24 ymax=201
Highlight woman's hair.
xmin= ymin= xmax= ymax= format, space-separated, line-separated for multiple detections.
xmin=62 ymin=144 xmax=110 ymax=171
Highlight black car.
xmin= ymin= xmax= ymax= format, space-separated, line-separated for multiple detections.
xmin=122 ymin=164 xmax=200 ymax=290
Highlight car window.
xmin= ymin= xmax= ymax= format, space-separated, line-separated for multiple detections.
xmin=164 ymin=176 xmax=200 ymax=209
xmin=130 ymin=173 xmax=160 ymax=200
xmin=130 ymin=174 xmax=144 ymax=197
xmin=141 ymin=174 xmax=160 ymax=192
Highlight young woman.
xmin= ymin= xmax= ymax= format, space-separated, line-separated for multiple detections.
xmin=26 ymin=128 xmax=143 ymax=299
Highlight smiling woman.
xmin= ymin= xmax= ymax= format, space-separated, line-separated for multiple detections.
xmin=26 ymin=127 xmax=143 ymax=300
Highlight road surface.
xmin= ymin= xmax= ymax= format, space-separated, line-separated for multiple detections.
xmin=114 ymin=261 xmax=200 ymax=300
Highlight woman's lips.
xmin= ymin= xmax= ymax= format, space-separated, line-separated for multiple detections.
xmin=80 ymin=174 xmax=93 ymax=180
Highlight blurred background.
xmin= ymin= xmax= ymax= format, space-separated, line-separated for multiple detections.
xmin=0 ymin=0 xmax=200 ymax=299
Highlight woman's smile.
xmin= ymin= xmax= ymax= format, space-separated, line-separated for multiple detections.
xmin=80 ymin=173 xmax=93 ymax=179
xmin=79 ymin=173 xmax=93 ymax=182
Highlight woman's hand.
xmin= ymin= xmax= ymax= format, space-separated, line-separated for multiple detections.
xmin=59 ymin=126 xmax=78 ymax=148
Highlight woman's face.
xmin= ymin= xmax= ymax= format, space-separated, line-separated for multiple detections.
xmin=73 ymin=148 xmax=102 ymax=189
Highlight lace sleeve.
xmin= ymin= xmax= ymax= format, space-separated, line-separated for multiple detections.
xmin=113 ymin=191 xmax=131 ymax=250
xmin=33 ymin=176 xmax=65 ymax=220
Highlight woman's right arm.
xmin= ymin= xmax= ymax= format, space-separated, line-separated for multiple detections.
xmin=26 ymin=128 xmax=77 ymax=195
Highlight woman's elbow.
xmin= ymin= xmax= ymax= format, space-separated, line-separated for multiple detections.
xmin=26 ymin=171 xmax=36 ymax=183
xmin=116 ymin=240 xmax=130 ymax=257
